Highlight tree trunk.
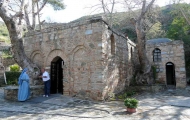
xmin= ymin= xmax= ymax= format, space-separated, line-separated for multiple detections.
xmin=132 ymin=0 xmax=156 ymax=85
xmin=0 ymin=1 xmax=39 ymax=84
xmin=135 ymin=20 xmax=153 ymax=84
xmin=32 ymin=0 xmax=36 ymax=29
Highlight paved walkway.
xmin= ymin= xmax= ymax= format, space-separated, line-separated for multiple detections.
xmin=1 ymin=87 xmax=190 ymax=120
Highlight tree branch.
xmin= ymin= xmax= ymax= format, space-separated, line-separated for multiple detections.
xmin=180 ymin=7 xmax=190 ymax=25
xmin=139 ymin=0 xmax=155 ymax=21
xmin=34 ymin=0 xmax=47 ymax=15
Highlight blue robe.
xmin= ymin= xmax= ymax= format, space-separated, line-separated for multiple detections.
xmin=18 ymin=68 xmax=30 ymax=101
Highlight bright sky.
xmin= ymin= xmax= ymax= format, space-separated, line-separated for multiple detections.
xmin=41 ymin=0 xmax=190 ymax=23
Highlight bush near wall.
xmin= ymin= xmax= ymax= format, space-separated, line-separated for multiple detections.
xmin=5 ymin=72 xmax=21 ymax=85
xmin=10 ymin=64 xmax=20 ymax=72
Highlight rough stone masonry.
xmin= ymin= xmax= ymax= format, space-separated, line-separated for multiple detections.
xmin=23 ymin=16 xmax=136 ymax=100
xmin=146 ymin=39 xmax=186 ymax=88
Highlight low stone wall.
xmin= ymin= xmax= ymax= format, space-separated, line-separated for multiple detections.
xmin=125 ymin=85 xmax=167 ymax=93
xmin=3 ymin=58 xmax=16 ymax=67
xmin=4 ymin=85 xmax=44 ymax=101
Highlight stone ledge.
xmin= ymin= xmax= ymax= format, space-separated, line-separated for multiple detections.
xmin=4 ymin=85 xmax=44 ymax=101
xmin=126 ymin=85 xmax=167 ymax=93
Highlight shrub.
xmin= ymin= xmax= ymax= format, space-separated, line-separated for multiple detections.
xmin=10 ymin=64 xmax=20 ymax=72
xmin=124 ymin=98 xmax=138 ymax=108
xmin=151 ymin=65 xmax=157 ymax=81
xmin=125 ymin=91 xmax=136 ymax=97
xmin=116 ymin=91 xmax=137 ymax=100
xmin=5 ymin=71 xmax=21 ymax=85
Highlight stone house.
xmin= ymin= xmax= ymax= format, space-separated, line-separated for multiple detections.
xmin=23 ymin=16 xmax=186 ymax=100
xmin=146 ymin=38 xmax=186 ymax=88
xmin=23 ymin=16 xmax=136 ymax=100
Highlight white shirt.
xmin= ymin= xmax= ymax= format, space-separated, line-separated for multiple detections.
xmin=42 ymin=71 xmax=50 ymax=82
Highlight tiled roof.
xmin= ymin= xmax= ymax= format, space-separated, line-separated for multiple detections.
xmin=146 ymin=38 xmax=172 ymax=44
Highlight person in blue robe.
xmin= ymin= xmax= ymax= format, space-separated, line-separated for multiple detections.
xmin=18 ymin=68 xmax=30 ymax=101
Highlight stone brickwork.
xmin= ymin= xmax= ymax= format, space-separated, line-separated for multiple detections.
xmin=146 ymin=39 xmax=186 ymax=88
xmin=23 ymin=16 xmax=136 ymax=100
xmin=2 ymin=58 xmax=15 ymax=67
xmin=4 ymin=85 xmax=44 ymax=101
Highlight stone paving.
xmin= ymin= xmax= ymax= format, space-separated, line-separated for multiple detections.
xmin=1 ymin=87 xmax=190 ymax=120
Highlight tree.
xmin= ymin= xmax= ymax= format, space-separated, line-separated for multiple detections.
xmin=90 ymin=0 xmax=119 ymax=27
xmin=0 ymin=0 xmax=65 ymax=84
xmin=8 ymin=0 xmax=65 ymax=30
xmin=97 ymin=0 xmax=157 ymax=84
xmin=129 ymin=0 xmax=157 ymax=84
xmin=165 ymin=3 xmax=190 ymax=77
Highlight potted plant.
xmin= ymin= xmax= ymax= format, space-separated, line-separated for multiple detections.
xmin=124 ymin=98 xmax=138 ymax=113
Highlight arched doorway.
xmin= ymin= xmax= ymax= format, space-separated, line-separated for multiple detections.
xmin=166 ymin=62 xmax=176 ymax=86
xmin=50 ymin=56 xmax=64 ymax=94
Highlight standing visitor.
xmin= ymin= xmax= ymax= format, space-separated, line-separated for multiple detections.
xmin=18 ymin=68 xmax=30 ymax=101
xmin=39 ymin=68 xmax=50 ymax=97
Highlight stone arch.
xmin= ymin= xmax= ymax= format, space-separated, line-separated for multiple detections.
xmin=110 ymin=33 xmax=115 ymax=55
xmin=166 ymin=62 xmax=176 ymax=86
xmin=45 ymin=49 xmax=68 ymax=95
xmin=152 ymin=48 xmax=161 ymax=62
xmin=45 ymin=49 xmax=67 ymax=67
xmin=70 ymin=45 xmax=87 ymax=60
xmin=70 ymin=45 xmax=91 ymax=93
xmin=131 ymin=47 xmax=133 ymax=58
xmin=30 ymin=50 xmax=44 ymax=68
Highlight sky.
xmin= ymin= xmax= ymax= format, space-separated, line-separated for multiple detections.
xmin=41 ymin=0 xmax=190 ymax=23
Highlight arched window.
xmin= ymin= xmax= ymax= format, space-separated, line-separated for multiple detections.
xmin=131 ymin=47 xmax=133 ymax=58
xmin=110 ymin=33 xmax=115 ymax=55
xmin=153 ymin=48 xmax=161 ymax=62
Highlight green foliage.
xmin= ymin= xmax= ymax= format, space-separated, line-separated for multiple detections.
xmin=165 ymin=3 xmax=190 ymax=41
xmin=146 ymin=22 xmax=166 ymax=39
xmin=47 ymin=0 xmax=65 ymax=10
xmin=108 ymin=92 xmax=116 ymax=100
xmin=166 ymin=17 xmax=190 ymax=39
xmin=151 ymin=66 xmax=157 ymax=81
xmin=124 ymin=98 xmax=138 ymax=108
xmin=5 ymin=71 xmax=21 ymax=85
xmin=0 ymin=22 xmax=10 ymax=43
xmin=1 ymin=49 xmax=12 ymax=58
xmin=165 ymin=3 xmax=190 ymax=77
xmin=0 ymin=22 xmax=9 ymax=36
xmin=117 ymin=91 xmax=136 ymax=100
xmin=10 ymin=64 xmax=20 ymax=72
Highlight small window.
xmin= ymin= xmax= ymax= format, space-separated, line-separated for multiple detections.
xmin=153 ymin=48 xmax=161 ymax=62
xmin=110 ymin=33 xmax=115 ymax=55
xmin=131 ymin=47 xmax=133 ymax=58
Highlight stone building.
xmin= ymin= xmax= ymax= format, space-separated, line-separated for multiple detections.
xmin=23 ymin=16 xmax=136 ymax=100
xmin=146 ymin=38 xmax=186 ymax=88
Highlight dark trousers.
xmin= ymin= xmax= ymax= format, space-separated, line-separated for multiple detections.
xmin=44 ymin=80 xmax=50 ymax=95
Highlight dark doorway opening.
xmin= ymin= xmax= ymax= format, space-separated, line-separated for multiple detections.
xmin=166 ymin=62 xmax=176 ymax=86
xmin=50 ymin=56 xmax=64 ymax=94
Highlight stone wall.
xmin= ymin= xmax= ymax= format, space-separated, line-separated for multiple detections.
xmin=4 ymin=85 xmax=44 ymax=101
xmin=146 ymin=40 xmax=186 ymax=88
xmin=0 ymin=63 xmax=5 ymax=85
xmin=24 ymin=16 xmax=136 ymax=100
xmin=100 ymin=29 xmax=136 ymax=99
xmin=2 ymin=58 xmax=15 ymax=68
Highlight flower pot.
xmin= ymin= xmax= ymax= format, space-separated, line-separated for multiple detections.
xmin=127 ymin=108 xmax=136 ymax=113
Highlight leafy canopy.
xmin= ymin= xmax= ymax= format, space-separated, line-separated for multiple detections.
xmin=46 ymin=0 xmax=65 ymax=10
